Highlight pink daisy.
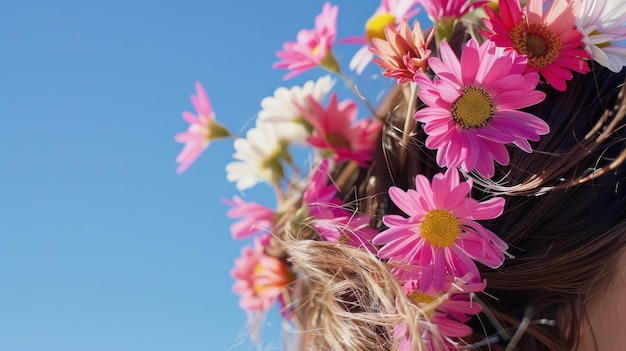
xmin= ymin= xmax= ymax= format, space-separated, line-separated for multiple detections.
xmin=372 ymin=168 xmax=507 ymax=291
xmin=302 ymin=159 xmax=377 ymax=252
xmin=274 ymin=2 xmax=340 ymax=79
xmin=396 ymin=278 xmax=486 ymax=351
xmin=224 ymin=195 xmax=275 ymax=240
xmin=174 ymin=82 xmax=230 ymax=174
xmin=370 ymin=18 xmax=434 ymax=84
xmin=414 ymin=39 xmax=549 ymax=177
xmin=312 ymin=214 xmax=378 ymax=252
xmin=302 ymin=159 xmax=344 ymax=218
xmin=482 ymin=0 xmax=591 ymax=91
xmin=231 ymin=234 xmax=291 ymax=313
xmin=340 ymin=0 xmax=420 ymax=74
xmin=298 ymin=93 xmax=382 ymax=167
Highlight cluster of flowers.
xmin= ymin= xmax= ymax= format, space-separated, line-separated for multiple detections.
xmin=175 ymin=0 xmax=626 ymax=349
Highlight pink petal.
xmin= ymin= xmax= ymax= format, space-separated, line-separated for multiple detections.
xmin=460 ymin=40 xmax=480 ymax=85
xmin=418 ymin=246 xmax=434 ymax=291
xmin=182 ymin=111 xmax=200 ymax=125
xmin=388 ymin=187 xmax=419 ymax=216
xmin=470 ymin=197 xmax=505 ymax=220
xmin=193 ymin=82 xmax=213 ymax=117
xmin=439 ymin=41 xmax=462 ymax=84
xmin=432 ymin=248 xmax=446 ymax=290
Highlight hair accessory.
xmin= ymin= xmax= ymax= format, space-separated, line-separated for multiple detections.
xmin=174 ymin=0 xmax=626 ymax=349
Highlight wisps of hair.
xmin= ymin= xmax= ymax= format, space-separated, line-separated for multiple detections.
xmin=270 ymin=62 xmax=626 ymax=351
xmin=279 ymin=235 xmax=430 ymax=351
xmin=473 ymin=67 xmax=626 ymax=195
xmin=269 ymin=85 xmax=445 ymax=351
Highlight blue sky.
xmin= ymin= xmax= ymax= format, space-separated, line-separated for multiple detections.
xmin=0 ymin=1 xmax=429 ymax=350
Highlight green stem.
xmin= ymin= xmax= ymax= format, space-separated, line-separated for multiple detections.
xmin=434 ymin=17 xmax=456 ymax=53
xmin=320 ymin=49 xmax=341 ymax=75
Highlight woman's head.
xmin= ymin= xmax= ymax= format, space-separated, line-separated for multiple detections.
xmin=211 ymin=1 xmax=626 ymax=350
xmin=284 ymin=65 xmax=626 ymax=350
xmin=473 ymin=66 xmax=626 ymax=350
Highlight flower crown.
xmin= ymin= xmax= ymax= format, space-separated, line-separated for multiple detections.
xmin=174 ymin=0 xmax=626 ymax=349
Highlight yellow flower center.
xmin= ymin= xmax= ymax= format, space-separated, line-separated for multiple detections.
xmin=409 ymin=291 xmax=438 ymax=306
xmin=365 ymin=12 xmax=396 ymax=42
xmin=311 ymin=44 xmax=320 ymax=57
xmin=511 ymin=22 xmax=561 ymax=69
xmin=589 ymin=29 xmax=611 ymax=48
xmin=451 ymin=87 xmax=494 ymax=129
xmin=408 ymin=291 xmax=439 ymax=317
xmin=419 ymin=209 xmax=461 ymax=248
xmin=252 ymin=263 xmax=266 ymax=295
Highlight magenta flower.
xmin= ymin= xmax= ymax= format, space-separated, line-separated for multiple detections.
xmin=302 ymin=159 xmax=377 ymax=252
xmin=302 ymin=159 xmax=344 ymax=218
xmin=340 ymin=0 xmax=420 ymax=74
xmin=312 ymin=214 xmax=378 ymax=252
xmin=231 ymin=234 xmax=291 ymax=313
xmin=396 ymin=278 xmax=486 ymax=351
xmin=414 ymin=39 xmax=549 ymax=178
xmin=175 ymin=82 xmax=230 ymax=174
xmin=299 ymin=93 xmax=382 ymax=167
xmin=274 ymin=2 xmax=340 ymax=79
xmin=482 ymin=0 xmax=590 ymax=91
xmin=372 ymin=168 xmax=507 ymax=291
xmin=224 ymin=196 xmax=275 ymax=240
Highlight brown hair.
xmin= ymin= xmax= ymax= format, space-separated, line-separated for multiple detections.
xmin=279 ymin=65 xmax=626 ymax=351
xmin=469 ymin=65 xmax=626 ymax=350
xmin=466 ymin=66 xmax=626 ymax=350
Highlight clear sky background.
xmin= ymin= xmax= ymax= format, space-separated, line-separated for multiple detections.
xmin=0 ymin=1 xmax=429 ymax=350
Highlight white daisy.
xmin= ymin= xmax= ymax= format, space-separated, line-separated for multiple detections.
xmin=226 ymin=121 xmax=299 ymax=191
xmin=258 ymin=75 xmax=335 ymax=144
xmin=576 ymin=0 xmax=626 ymax=72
